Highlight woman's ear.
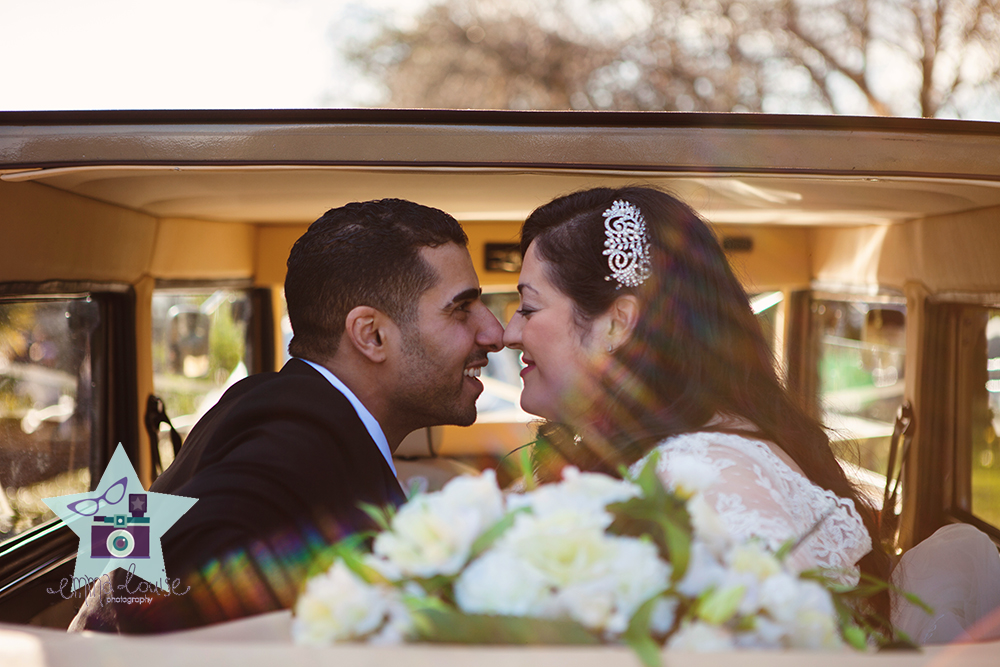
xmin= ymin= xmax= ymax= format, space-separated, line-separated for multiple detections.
xmin=607 ymin=294 xmax=640 ymax=350
xmin=344 ymin=305 xmax=389 ymax=363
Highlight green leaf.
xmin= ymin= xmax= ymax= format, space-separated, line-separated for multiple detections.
xmin=842 ymin=623 xmax=868 ymax=650
xmin=900 ymin=591 xmax=934 ymax=615
xmin=623 ymin=596 xmax=665 ymax=667
xmin=411 ymin=574 xmax=456 ymax=599
xmin=405 ymin=478 xmax=425 ymax=500
xmin=410 ymin=609 xmax=600 ymax=645
xmin=519 ymin=447 xmax=537 ymax=491
xmin=774 ymin=537 xmax=795 ymax=562
xmin=660 ymin=518 xmax=691 ymax=581
xmin=358 ymin=501 xmax=394 ymax=532
xmin=696 ymin=585 xmax=745 ymax=625
xmin=469 ymin=508 xmax=529 ymax=559
xmin=607 ymin=493 xmax=691 ymax=580
xmin=332 ymin=542 xmax=391 ymax=585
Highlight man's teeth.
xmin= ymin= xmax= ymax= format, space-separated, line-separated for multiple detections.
xmin=464 ymin=367 xmax=481 ymax=378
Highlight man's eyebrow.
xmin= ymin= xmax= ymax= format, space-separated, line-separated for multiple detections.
xmin=446 ymin=287 xmax=482 ymax=307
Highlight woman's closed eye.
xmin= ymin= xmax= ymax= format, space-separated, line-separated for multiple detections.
xmin=515 ymin=306 xmax=536 ymax=318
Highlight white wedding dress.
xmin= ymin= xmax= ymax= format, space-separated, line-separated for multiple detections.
xmin=644 ymin=431 xmax=1000 ymax=644
xmin=643 ymin=432 xmax=872 ymax=583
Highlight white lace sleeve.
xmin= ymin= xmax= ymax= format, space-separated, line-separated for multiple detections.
xmin=645 ymin=432 xmax=872 ymax=583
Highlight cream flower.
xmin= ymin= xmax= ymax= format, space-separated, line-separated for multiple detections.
xmin=454 ymin=549 xmax=550 ymax=617
xmin=649 ymin=596 xmax=679 ymax=635
xmin=676 ymin=540 xmax=727 ymax=597
xmin=507 ymin=466 xmax=640 ymax=526
xmin=758 ymin=575 xmax=842 ymax=648
xmin=667 ymin=621 xmax=736 ymax=651
xmin=373 ymin=470 xmax=505 ymax=578
xmin=554 ymin=536 xmax=670 ymax=635
xmin=662 ymin=453 xmax=720 ymax=498
xmin=464 ymin=508 xmax=670 ymax=635
xmin=292 ymin=561 xmax=398 ymax=645
xmin=687 ymin=494 xmax=732 ymax=557
xmin=728 ymin=541 xmax=782 ymax=582
xmin=787 ymin=607 xmax=843 ymax=649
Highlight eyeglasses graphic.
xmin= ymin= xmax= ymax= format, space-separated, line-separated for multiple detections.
xmin=67 ymin=477 xmax=128 ymax=517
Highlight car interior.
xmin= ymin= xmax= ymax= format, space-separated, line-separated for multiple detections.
xmin=1 ymin=111 xmax=999 ymax=650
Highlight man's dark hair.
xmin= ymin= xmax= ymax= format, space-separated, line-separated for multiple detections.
xmin=285 ymin=199 xmax=468 ymax=360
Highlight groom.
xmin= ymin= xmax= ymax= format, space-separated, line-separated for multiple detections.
xmin=73 ymin=199 xmax=504 ymax=632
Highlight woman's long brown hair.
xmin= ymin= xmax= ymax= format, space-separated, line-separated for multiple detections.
xmin=520 ymin=186 xmax=892 ymax=623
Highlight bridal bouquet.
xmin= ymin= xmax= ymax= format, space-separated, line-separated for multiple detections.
xmin=292 ymin=456 xmax=904 ymax=663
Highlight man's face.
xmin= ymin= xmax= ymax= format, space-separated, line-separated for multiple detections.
xmin=388 ymin=242 xmax=504 ymax=428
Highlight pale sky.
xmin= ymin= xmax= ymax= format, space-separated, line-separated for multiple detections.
xmin=1 ymin=0 xmax=424 ymax=110
xmin=2 ymin=0 xmax=998 ymax=119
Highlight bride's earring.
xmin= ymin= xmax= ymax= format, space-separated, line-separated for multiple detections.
xmin=607 ymin=343 xmax=614 ymax=353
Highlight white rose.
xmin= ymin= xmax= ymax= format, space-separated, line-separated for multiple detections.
xmin=686 ymin=495 xmax=732 ymax=557
xmin=649 ymin=596 xmax=679 ymax=635
xmin=676 ymin=540 xmax=727 ymax=597
xmin=456 ymin=507 xmax=671 ymax=633
xmin=788 ymin=608 xmax=843 ymax=649
xmin=553 ymin=580 xmax=617 ymax=632
xmin=663 ymin=454 xmax=720 ymax=498
xmin=454 ymin=548 xmax=551 ymax=617
xmin=368 ymin=597 xmax=415 ymax=646
xmin=557 ymin=537 xmax=670 ymax=635
xmin=724 ymin=541 xmax=783 ymax=616
xmin=373 ymin=470 xmax=505 ymax=578
xmin=292 ymin=561 xmax=395 ymax=645
xmin=758 ymin=572 xmax=801 ymax=624
xmin=759 ymin=575 xmax=841 ymax=648
xmin=490 ymin=510 xmax=669 ymax=633
xmin=735 ymin=617 xmax=785 ymax=649
xmin=727 ymin=541 xmax=782 ymax=582
xmin=667 ymin=621 xmax=736 ymax=651
xmin=507 ymin=467 xmax=640 ymax=527
xmin=362 ymin=553 xmax=403 ymax=581
xmin=497 ymin=510 xmax=626 ymax=588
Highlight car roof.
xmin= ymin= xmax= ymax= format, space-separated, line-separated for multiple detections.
xmin=3 ymin=110 xmax=1000 ymax=228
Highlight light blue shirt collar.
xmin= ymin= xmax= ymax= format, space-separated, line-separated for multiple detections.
xmin=297 ymin=358 xmax=397 ymax=478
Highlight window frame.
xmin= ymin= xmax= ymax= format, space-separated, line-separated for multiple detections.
xmin=946 ymin=301 xmax=1000 ymax=541
xmin=0 ymin=281 xmax=138 ymax=623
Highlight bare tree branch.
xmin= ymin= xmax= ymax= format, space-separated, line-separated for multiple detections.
xmin=347 ymin=0 xmax=1000 ymax=118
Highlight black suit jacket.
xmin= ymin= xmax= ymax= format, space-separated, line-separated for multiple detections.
xmin=75 ymin=359 xmax=405 ymax=632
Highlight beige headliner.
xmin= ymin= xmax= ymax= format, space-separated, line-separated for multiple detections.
xmin=3 ymin=112 xmax=1000 ymax=227
xmin=5 ymin=165 xmax=1000 ymax=226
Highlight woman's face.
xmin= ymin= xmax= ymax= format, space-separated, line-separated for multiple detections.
xmin=502 ymin=242 xmax=607 ymax=423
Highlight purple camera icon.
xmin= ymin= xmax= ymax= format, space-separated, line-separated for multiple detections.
xmin=91 ymin=493 xmax=151 ymax=559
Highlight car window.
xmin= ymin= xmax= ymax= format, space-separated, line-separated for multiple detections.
xmin=150 ymin=289 xmax=253 ymax=469
xmin=478 ymin=291 xmax=529 ymax=424
xmin=750 ymin=291 xmax=783 ymax=363
xmin=0 ymin=297 xmax=97 ymax=544
xmin=968 ymin=309 xmax=1000 ymax=527
xmin=813 ymin=298 xmax=906 ymax=504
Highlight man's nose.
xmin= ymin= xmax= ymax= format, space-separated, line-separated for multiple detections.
xmin=477 ymin=305 xmax=504 ymax=352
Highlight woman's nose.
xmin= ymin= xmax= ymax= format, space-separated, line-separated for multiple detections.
xmin=502 ymin=314 xmax=522 ymax=350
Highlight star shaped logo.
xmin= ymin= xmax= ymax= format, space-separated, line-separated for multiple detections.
xmin=44 ymin=444 xmax=196 ymax=592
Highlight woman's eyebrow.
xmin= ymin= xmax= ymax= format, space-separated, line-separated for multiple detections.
xmin=517 ymin=283 xmax=538 ymax=296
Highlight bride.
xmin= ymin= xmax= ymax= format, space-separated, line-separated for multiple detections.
xmin=501 ymin=186 xmax=999 ymax=643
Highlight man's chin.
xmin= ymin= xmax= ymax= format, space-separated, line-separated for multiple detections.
xmin=446 ymin=403 xmax=477 ymax=428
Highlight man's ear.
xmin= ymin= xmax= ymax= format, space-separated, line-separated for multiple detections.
xmin=607 ymin=294 xmax=640 ymax=350
xmin=344 ymin=306 xmax=390 ymax=363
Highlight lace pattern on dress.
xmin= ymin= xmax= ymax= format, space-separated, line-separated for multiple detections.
xmin=639 ymin=432 xmax=872 ymax=585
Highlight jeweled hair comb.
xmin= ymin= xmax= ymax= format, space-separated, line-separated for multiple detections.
xmin=602 ymin=200 xmax=651 ymax=288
